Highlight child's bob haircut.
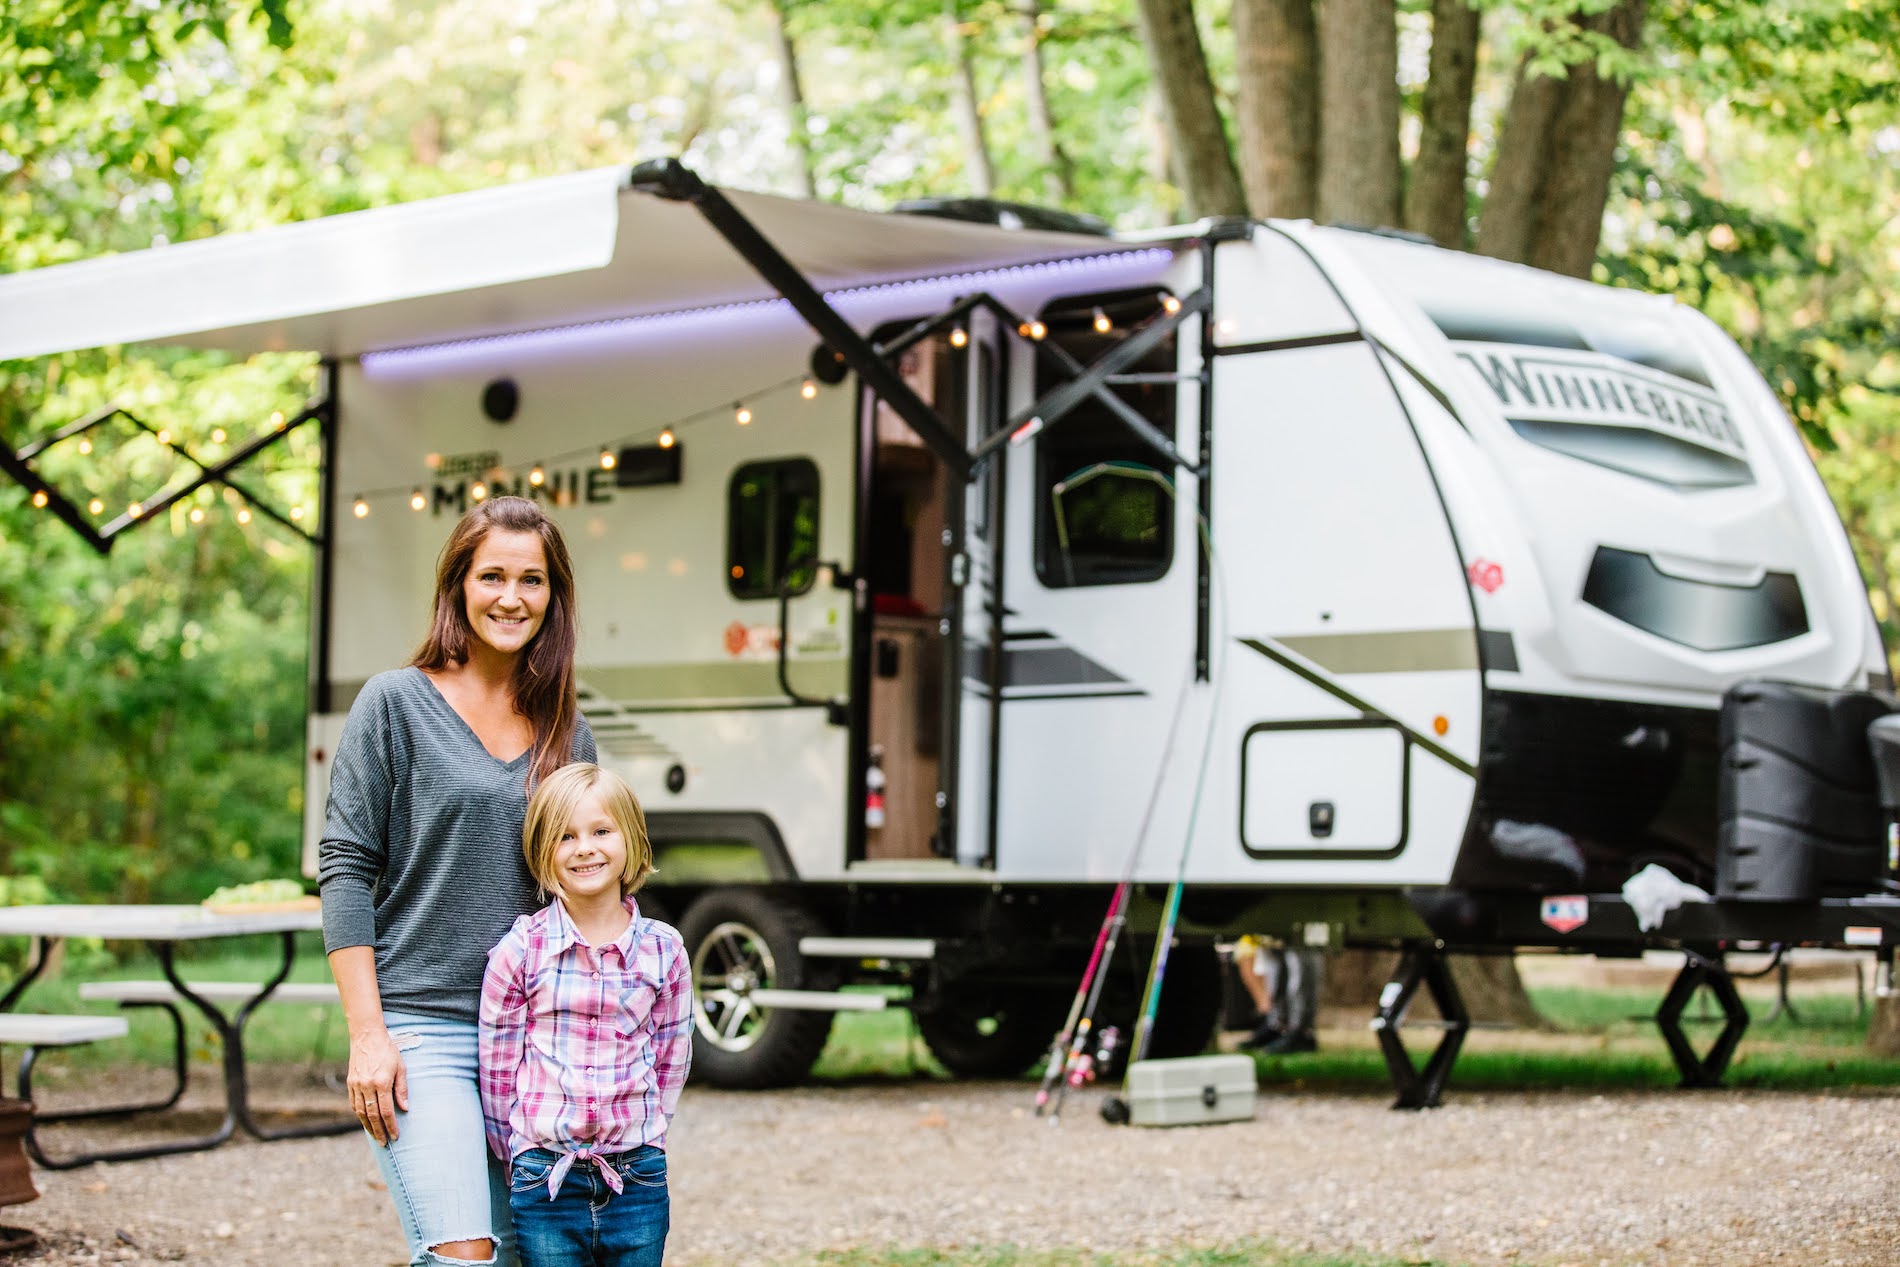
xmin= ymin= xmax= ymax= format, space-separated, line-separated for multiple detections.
xmin=521 ymin=762 xmax=655 ymax=900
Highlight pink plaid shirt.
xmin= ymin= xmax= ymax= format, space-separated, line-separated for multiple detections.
xmin=478 ymin=896 xmax=692 ymax=1199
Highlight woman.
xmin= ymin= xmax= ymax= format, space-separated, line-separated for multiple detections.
xmin=320 ymin=496 xmax=596 ymax=1265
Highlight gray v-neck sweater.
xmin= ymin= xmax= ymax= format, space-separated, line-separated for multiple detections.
xmin=317 ymin=666 xmax=597 ymax=1023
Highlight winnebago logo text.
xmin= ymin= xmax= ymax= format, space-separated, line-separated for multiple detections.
xmin=1453 ymin=341 xmax=1745 ymax=459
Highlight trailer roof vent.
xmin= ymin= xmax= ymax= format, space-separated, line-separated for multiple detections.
xmin=893 ymin=197 xmax=1110 ymax=237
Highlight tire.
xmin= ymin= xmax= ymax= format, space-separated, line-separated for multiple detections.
xmin=915 ymin=982 xmax=1069 ymax=1080
xmin=677 ymin=889 xmax=836 ymax=1089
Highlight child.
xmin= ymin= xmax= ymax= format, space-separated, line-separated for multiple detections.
xmin=479 ymin=762 xmax=693 ymax=1267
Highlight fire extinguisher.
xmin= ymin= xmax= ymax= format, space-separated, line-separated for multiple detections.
xmin=865 ymin=744 xmax=887 ymax=830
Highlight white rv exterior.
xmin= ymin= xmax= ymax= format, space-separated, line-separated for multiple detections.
xmin=2 ymin=168 xmax=1888 ymax=1089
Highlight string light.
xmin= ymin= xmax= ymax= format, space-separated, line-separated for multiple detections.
xmin=211 ymin=428 xmax=227 ymax=444
xmin=31 ymin=490 xmax=47 ymax=508
xmin=353 ymin=496 xmax=370 ymax=519
xmin=733 ymin=403 xmax=752 ymax=426
xmin=289 ymin=505 xmax=304 ymax=520
xmin=237 ymin=508 xmax=252 ymax=524
xmin=949 ymin=327 xmax=968 ymax=348
xmin=471 ymin=481 xmax=487 ymax=501
xmin=1093 ymin=307 xmax=1112 ymax=333
xmin=410 ymin=489 xmax=426 ymax=511
xmin=271 ymin=410 xmax=287 ymax=430
xmin=800 ymin=379 xmax=817 ymax=400
xmin=658 ymin=428 xmax=676 ymax=449
xmin=1027 ymin=320 xmax=1046 ymax=341
xmin=88 ymin=498 xmax=103 ymax=516
xmin=1161 ymin=294 xmax=1182 ymax=315
xmin=156 ymin=429 xmax=172 ymax=446
xmin=529 ymin=465 xmax=545 ymax=486
xmin=127 ymin=502 xmax=143 ymax=519
xmin=598 ymin=448 xmax=616 ymax=470
xmin=189 ymin=506 xmax=205 ymax=524
xmin=78 ymin=439 xmax=92 ymax=455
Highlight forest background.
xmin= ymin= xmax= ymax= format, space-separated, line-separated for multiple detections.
xmin=0 ymin=0 xmax=1897 ymax=991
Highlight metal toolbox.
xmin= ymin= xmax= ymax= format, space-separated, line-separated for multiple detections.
xmin=1123 ymin=1054 xmax=1258 ymax=1127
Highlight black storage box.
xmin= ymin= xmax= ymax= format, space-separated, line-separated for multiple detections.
xmin=1716 ymin=680 xmax=1893 ymax=901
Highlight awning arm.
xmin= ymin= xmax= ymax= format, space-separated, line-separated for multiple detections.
xmin=970 ymin=286 xmax=1208 ymax=475
xmin=1 ymin=391 xmax=330 ymax=555
xmin=630 ymin=158 xmax=973 ymax=482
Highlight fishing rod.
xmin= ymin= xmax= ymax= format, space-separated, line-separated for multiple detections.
xmin=1036 ymin=656 xmax=1196 ymax=1121
xmin=1102 ymin=516 xmax=1228 ymax=1122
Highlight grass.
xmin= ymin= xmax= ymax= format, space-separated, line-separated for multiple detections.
xmin=777 ymin=1248 xmax=1454 ymax=1267
xmin=10 ymin=941 xmax=1897 ymax=1099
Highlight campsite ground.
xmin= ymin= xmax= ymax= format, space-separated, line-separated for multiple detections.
xmin=6 ymin=1044 xmax=1897 ymax=1267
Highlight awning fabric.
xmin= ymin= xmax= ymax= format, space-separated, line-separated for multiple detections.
xmin=0 ymin=166 xmax=1125 ymax=362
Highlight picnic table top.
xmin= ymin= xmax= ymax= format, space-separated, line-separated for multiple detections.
xmin=0 ymin=904 xmax=324 ymax=941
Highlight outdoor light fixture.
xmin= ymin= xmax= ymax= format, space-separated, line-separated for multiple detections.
xmin=949 ymin=327 xmax=968 ymax=348
xmin=529 ymin=465 xmax=545 ymax=486
xmin=410 ymin=489 xmax=426 ymax=511
xmin=471 ymin=482 xmax=487 ymax=500
xmin=599 ymin=448 xmax=616 ymax=470
xmin=658 ymin=428 xmax=676 ymax=449
xmin=734 ymin=404 xmax=752 ymax=425
xmin=800 ymin=379 xmax=817 ymax=400
xmin=1093 ymin=307 xmax=1111 ymax=333
xmin=353 ymin=496 xmax=370 ymax=519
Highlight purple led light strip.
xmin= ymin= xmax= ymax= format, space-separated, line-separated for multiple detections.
xmin=358 ymin=248 xmax=1175 ymax=378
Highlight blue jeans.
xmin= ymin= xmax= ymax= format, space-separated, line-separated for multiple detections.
xmin=371 ymin=1011 xmax=517 ymax=1266
xmin=507 ymin=1145 xmax=669 ymax=1267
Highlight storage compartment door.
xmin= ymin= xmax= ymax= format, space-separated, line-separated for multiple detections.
xmin=1240 ymin=721 xmax=1409 ymax=858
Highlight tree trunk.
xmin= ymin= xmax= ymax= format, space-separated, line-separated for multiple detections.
xmin=1315 ymin=0 xmax=1402 ymax=229
xmin=1132 ymin=0 xmax=1248 ymax=218
xmin=1323 ymin=949 xmax=1548 ymax=1027
xmin=944 ymin=0 xmax=997 ymax=196
xmin=1476 ymin=0 xmax=1647 ymax=275
xmin=1474 ymin=58 xmax=1562 ymax=263
xmin=1403 ymin=0 xmax=1479 ymax=247
xmin=1015 ymin=0 xmax=1074 ymax=204
xmin=768 ymin=0 xmax=816 ymax=199
xmin=1231 ymin=0 xmax=1319 ymax=219
xmin=1870 ymin=987 xmax=1900 ymax=1056
xmin=1527 ymin=0 xmax=1647 ymax=278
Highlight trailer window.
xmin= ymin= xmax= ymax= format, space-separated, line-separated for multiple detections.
xmin=1034 ymin=289 xmax=1178 ymax=588
xmin=727 ymin=458 xmax=820 ymax=600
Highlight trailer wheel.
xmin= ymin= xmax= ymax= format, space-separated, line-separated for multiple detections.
xmin=1143 ymin=943 xmax=1223 ymax=1059
xmin=914 ymin=984 xmax=1068 ymax=1079
xmin=678 ymin=889 xmax=835 ymax=1089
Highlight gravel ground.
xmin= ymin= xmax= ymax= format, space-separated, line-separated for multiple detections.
xmin=3 ymin=1061 xmax=1897 ymax=1267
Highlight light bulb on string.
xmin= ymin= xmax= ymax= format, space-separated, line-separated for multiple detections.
xmin=599 ymin=448 xmax=616 ymax=470
xmin=529 ymin=465 xmax=545 ymax=487
xmin=189 ymin=506 xmax=205 ymax=525
xmin=127 ymin=502 xmax=143 ymax=519
xmin=236 ymin=507 xmax=252 ymax=525
xmin=658 ymin=428 xmax=676 ymax=449
xmin=410 ymin=489 xmax=426 ymax=511
xmin=471 ymin=481 xmax=488 ymax=501
xmin=734 ymin=403 xmax=752 ymax=426
xmin=211 ymin=428 xmax=226 ymax=444
xmin=77 ymin=439 xmax=92 ymax=455
xmin=1016 ymin=319 xmax=1046 ymax=341
xmin=353 ymin=496 xmax=370 ymax=519
xmin=1093 ymin=307 xmax=1112 ymax=334
xmin=88 ymin=498 xmax=104 ymax=516
xmin=31 ymin=491 xmax=48 ymax=509
xmin=156 ymin=429 xmax=171 ymax=446
xmin=289 ymin=505 xmax=304 ymax=521
xmin=271 ymin=411 xmax=287 ymax=430
xmin=800 ymin=379 xmax=817 ymax=400
xmin=1161 ymin=294 xmax=1181 ymax=315
xmin=949 ymin=326 xmax=968 ymax=348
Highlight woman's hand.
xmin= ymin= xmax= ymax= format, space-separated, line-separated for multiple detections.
xmin=347 ymin=1025 xmax=409 ymax=1145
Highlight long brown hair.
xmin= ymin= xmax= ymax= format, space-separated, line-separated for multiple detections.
xmin=412 ymin=496 xmax=579 ymax=789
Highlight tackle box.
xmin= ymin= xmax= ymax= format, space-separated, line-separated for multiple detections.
xmin=1123 ymin=1054 xmax=1258 ymax=1127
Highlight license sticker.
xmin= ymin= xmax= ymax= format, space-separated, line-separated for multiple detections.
xmin=1540 ymin=896 xmax=1589 ymax=934
xmin=1844 ymin=926 xmax=1883 ymax=947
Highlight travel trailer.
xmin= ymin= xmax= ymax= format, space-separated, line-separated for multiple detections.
xmin=6 ymin=161 xmax=1900 ymax=1106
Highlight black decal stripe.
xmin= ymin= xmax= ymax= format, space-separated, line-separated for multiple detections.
xmin=1478 ymin=629 xmax=1519 ymax=673
xmin=1238 ymin=636 xmax=1476 ymax=776
xmin=1213 ymin=330 xmax=1364 ymax=358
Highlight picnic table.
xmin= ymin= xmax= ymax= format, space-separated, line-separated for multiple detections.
xmin=0 ymin=903 xmax=354 ymax=1168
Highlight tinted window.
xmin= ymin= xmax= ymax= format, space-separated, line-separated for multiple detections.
xmin=1033 ymin=289 xmax=1177 ymax=588
xmin=727 ymin=458 xmax=820 ymax=600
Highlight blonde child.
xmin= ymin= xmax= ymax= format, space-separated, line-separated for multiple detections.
xmin=479 ymin=762 xmax=692 ymax=1267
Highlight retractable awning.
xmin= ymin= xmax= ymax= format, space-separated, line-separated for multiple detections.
xmin=0 ymin=165 xmax=1126 ymax=362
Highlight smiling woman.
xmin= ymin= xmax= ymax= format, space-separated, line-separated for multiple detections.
xmin=317 ymin=495 xmax=597 ymax=1266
